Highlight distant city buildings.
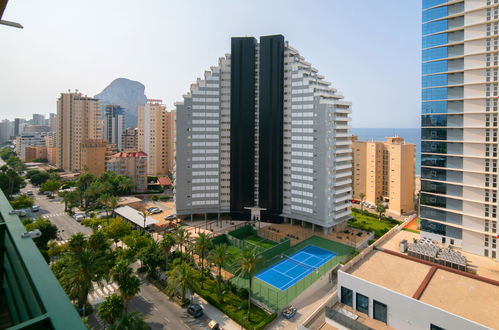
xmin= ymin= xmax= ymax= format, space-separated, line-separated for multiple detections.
xmin=56 ymin=92 xmax=105 ymax=173
xmin=103 ymin=105 xmax=125 ymax=151
xmin=107 ymin=151 xmax=148 ymax=192
xmin=32 ymin=113 xmax=46 ymax=126
xmin=176 ymin=35 xmax=352 ymax=232
xmin=24 ymin=145 xmax=48 ymax=162
xmin=420 ymin=0 xmax=498 ymax=258
xmin=121 ymin=126 xmax=139 ymax=151
xmin=15 ymin=133 xmax=46 ymax=161
xmin=13 ymin=118 xmax=26 ymax=136
xmin=352 ymin=136 xmax=415 ymax=215
xmin=48 ymin=113 xmax=57 ymax=132
xmin=138 ymin=100 xmax=175 ymax=176
xmin=0 ymin=119 xmax=13 ymax=144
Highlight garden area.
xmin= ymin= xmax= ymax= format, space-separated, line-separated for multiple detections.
xmin=348 ymin=208 xmax=401 ymax=238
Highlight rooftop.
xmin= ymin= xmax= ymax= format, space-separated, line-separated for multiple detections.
xmin=344 ymin=230 xmax=499 ymax=329
xmin=111 ymin=151 xmax=147 ymax=158
xmin=114 ymin=205 xmax=158 ymax=228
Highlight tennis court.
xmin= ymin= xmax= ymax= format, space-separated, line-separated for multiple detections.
xmin=255 ymin=245 xmax=336 ymax=291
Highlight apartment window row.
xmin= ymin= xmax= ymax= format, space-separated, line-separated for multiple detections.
xmin=191 ymin=141 xmax=219 ymax=147
xmin=484 ymin=175 xmax=497 ymax=188
xmin=192 ymin=185 xmax=218 ymax=191
xmin=291 ymin=158 xmax=314 ymax=165
xmin=192 ymin=90 xmax=219 ymax=96
xmin=191 ymin=134 xmax=218 ymax=139
xmin=191 ymin=156 xmax=218 ymax=161
xmin=484 ymin=220 xmax=497 ymax=233
xmin=292 ymin=127 xmax=314 ymax=133
xmin=486 ymin=53 xmax=499 ymax=66
xmin=192 ymin=163 xmax=218 ymax=169
xmin=192 ymin=105 xmax=219 ymax=110
xmin=487 ymin=0 xmax=499 ymax=5
xmin=291 ymin=143 xmax=314 ymax=150
xmin=292 ymin=103 xmax=314 ymax=110
xmin=192 ymin=200 xmax=218 ymax=206
xmin=190 ymin=127 xmax=219 ymax=132
xmin=192 ymin=98 xmax=219 ymax=103
xmin=191 ymin=149 xmax=218 ymax=154
xmin=485 ymin=129 xmax=498 ymax=143
xmin=291 ymin=181 xmax=314 ymax=190
xmin=192 ymin=192 xmax=219 ymax=198
xmin=291 ymin=204 xmax=313 ymax=214
xmin=191 ymin=178 xmax=218 ymax=183
xmin=486 ymin=84 xmax=498 ymax=97
xmin=191 ymin=112 xmax=219 ymax=117
xmin=486 ymin=7 xmax=499 ymax=21
xmin=291 ymin=197 xmax=313 ymax=206
xmin=291 ymin=166 xmax=314 ymax=174
xmin=485 ymin=99 xmax=498 ymax=112
xmin=484 ymin=204 xmax=497 ymax=218
xmin=340 ymin=287 xmax=387 ymax=324
xmin=291 ymin=190 xmax=313 ymax=198
xmin=485 ymin=144 xmax=498 ymax=157
xmin=486 ymin=22 xmax=499 ymax=36
xmin=484 ymin=159 xmax=497 ymax=173
xmin=484 ymin=189 xmax=497 ymax=202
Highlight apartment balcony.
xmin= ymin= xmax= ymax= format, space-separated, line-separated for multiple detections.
xmin=335 ymin=187 xmax=351 ymax=195
xmin=335 ymin=155 xmax=352 ymax=162
xmin=335 ymin=124 xmax=352 ymax=130
xmin=334 ymin=178 xmax=352 ymax=187
xmin=335 ymin=209 xmax=351 ymax=219
xmin=334 ymin=193 xmax=352 ymax=203
xmin=335 ymin=164 xmax=352 ymax=171
xmin=335 ymin=133 xmax=352 ymax=138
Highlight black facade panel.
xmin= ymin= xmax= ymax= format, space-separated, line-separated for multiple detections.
xmin=230 ymin=37 xmax=257 ymax=219
xmin=258 ymin=35 xmax=285 ymax=221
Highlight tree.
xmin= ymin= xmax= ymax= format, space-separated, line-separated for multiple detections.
xmin=40 ymin=179 xmax=61 ymax=194
xmin=173 ymin=227 xmax=191 ymax=263
xmin=194 ymin=233 xmax=211 ymax=289
xmin=122 ymin=231 xmax=152 ymax=262
xmin=239 ymin=247 xmax=261 ymax=322
xmin=103 ymin=218 xmax=132 ymax=247
xmin=139 ymin=240 xmax=164 ymax=277
xmin=0 ymin=170 xmax=23 ymax=197
xmin=359 ymin=192 xmax=366 ymax=211
xmin=138 ymin=209 xmax=148 ymax=233
xmin=108 ymin=311 xmax=150 ymax=330
xmin=111 ymin=260 xmax=134 ymax=285
xmin=115 ymin=175 xmax=134 ymax=195
xmin=25 ymin=218 xmax=58 ymax=252
xmin=99 ymin=194 xmax=119 ymax=219
xmin=166 ymin=263 xmax=194 ymax=302
xmin=98 ymin=294 xmax=124 ymax=325
xmin=10 ymin=194 xmax=33 ymax=209
xmin=160 ymin=233 xmax=176 ymax=270
xmin=118 ymin=274 xmax=141 ymax=309
xmin=376 ymin=203 xmax=387 ymax=221
xmin=208 ymin=243 xmax=231 ymax=293
xmin=30 ymin=172 xmax=51 ymax=186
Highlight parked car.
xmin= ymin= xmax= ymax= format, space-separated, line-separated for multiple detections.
xmin=208 ymin=320 xmax=221 ymax=330
xmin=187 ymin=304 xmax=203 ymax=318
xmin=282 ymin=305 xmax=297 ymax=319
xmin=164 ymin=214 xmax=176 ymax=220
xmin=147 ymin=207 xmax=162 ymax=214
xmin=26 ymin=190 xmax=33 ymax=196
xmin=73 ymin=213 xmax=85 ymax=222
xmin=31 ymin=205 xmax=40 ymax=212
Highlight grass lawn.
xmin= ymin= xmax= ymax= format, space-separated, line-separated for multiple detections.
xmin=348 ymin=211 xmax=399 ymax=238
xmin=190 ymin=270 xmax=276 ymax=330
xmin=243 ymin=234 xmax=276 ymax=249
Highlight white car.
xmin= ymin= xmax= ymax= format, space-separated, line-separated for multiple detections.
xmin=31 ymin=205 xmax=40 ymax=212
xmin=73 ymin=214 xmax=85 ymax=222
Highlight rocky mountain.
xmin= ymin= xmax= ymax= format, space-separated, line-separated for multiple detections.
xmin=94 ymin=78 xmax=147 ymax=127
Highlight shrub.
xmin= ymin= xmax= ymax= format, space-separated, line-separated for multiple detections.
xmin=368 ymin=239 xmax=376 ymax=245
xmin=151 ymin=195 xmax=159 ymax=201
xmin=237 ymin=287 xmax=249 ymax=299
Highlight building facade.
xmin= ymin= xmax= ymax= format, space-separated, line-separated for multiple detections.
xmin=121 ymin=126 xmax=138 ymax=151
xmin=106 ymin=151 xmax=148 ymax=192
xmin=0 ymin=119 xmax=13 ymax=144
xmin=421 ymin=0 xmax=499 ymax=258
xmin=80 ymin=139 xmax=107 ymax=176
xmin=24 ymin=146 xmax=48 ymax=162
xmin=15 ymin=133 xmax=46 ymax=161
xmin=138 ymin=100 xmax=175 ymax=176
xmin=56 ymin=92 xmax=105 ymax=172
xmin=176 ymin=35 xmax=352 ymax=232
xmin=13 ymin=118 xmax=26 ymax=137
xmin=103 ymin=105 xmax=125 ymax=150
xmin=32 ymin=113 xmax=46 ymax=126
xmin=48 ymin=113 xmax=57 ymax=132
xmin=352 ymin=136 xmax=415 ymax=215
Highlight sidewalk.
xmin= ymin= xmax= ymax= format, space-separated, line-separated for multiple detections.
xmin=190 ymin=293 xmax=241 ymax=330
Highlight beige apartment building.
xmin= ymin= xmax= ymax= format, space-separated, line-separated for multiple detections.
xmin=106 ymin=151 xmax=148 ymax=192
xmin=352 ymin=136 xmax=415 ymax=215
xmin=80 ymin=140 xmax=107 ymax=176
xmin=56 ymin=92 xmax=105 ymax=172
xmin=121 ymin=126 xmax=138 ymax=151
xmin=138 ymin=100 xmax=175 ymax=176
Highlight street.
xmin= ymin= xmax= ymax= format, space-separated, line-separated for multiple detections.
xmin=19 ymin=182 xmax=210 ymax=329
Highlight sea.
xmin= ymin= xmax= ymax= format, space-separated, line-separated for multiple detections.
xmin=351 ymin=128 xmax=421 ymax=176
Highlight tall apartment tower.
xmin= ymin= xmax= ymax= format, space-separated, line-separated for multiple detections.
xmin=32 ymin=114 xmax=46 ymax=126
xmin=352 ymin=136 xmax=415 ymax=215
xmin=176 ymin=35 xmax=352 ymax=232
xmin=13 ymin=118 xmax=26 ymax=137
xmin=56 ymin=92 xmax=104 ymax=172
xmin=138 ymin=100 xmax=175 ymax=176
xmin=103 ymin=105 xmax=125 ymax=150
xmin=121 ymin=126 xmax=139 ymax=151
xmin=421 ymin=0 xmax=499 ymax=258
xmin=48 ymin=113 xmax=57 ymax=132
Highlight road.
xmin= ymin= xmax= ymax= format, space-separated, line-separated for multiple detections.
xmin=21 ymin=183 xmax=209 ymax=329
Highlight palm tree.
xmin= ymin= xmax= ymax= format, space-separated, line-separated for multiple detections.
xmin=359 ymin=192 xmax=366 ymax=211
xmin=138 ymin=207 xmax=148 ymax=232
xmin=98 ymin=294 xmax=124 ymax=325
xmin=166 ymin=263 xmax=194 ymax=303
xmin=376 ymin=203 xmax=387 ymax=221
xmin=108 ymin=311 xmax=150 ymax=330
xmin=208 ymin=243 xmax=231 ymax=293
xmin=111 ymin=260 xmax=133 ymax=285
xmin=239 ymin=247 xmax=261 ymax=322
xmin=119 ymin=274 xmax=141 ymax=309
xmin=194 ymin=233 xmax=211 ymax=289
xmin=173 ymin=227 xmax=191 ymax=263
xmin=160 ymin=233 xmax=176 ymax=270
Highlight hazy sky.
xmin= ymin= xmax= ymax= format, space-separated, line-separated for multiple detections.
xmin=0 ymin=0 xmax=421 ymax=128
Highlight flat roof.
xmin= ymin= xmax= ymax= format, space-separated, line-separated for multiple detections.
xmin=344 ymin=230 xmax=499 ymax=329
xmin=114 ymin=206 xmax=158 ymax=228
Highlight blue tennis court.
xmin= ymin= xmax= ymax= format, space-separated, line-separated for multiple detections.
xmin=255 ymin=245 xmax=336 ymax=291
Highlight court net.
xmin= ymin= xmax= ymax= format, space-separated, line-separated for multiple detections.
xmin=281 ymin=254 xmax=318 ymax=271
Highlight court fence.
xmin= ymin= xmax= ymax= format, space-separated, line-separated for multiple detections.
xmin=231 ymin=253 xmax=335 ymax=312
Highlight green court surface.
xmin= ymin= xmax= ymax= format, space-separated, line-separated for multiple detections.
xmin=230 ymin=235 xmax=354 ymax=311
xmin=243 ymin=234 xmax=277 ymax=249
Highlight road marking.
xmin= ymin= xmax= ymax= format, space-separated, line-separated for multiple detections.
xmin=163 ymin=316 xmax=170 ymax=322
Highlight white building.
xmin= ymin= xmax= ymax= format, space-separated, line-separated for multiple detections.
xmin=176 ymin=35 xmax=352 ymax=233
xmin=15 ymin=133 xmax=46 ymax=160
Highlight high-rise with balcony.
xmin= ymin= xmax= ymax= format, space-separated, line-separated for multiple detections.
xmin=56 ymin=92 xmax=104 ymax=172
xmin=421 ymin=0 xmax=499 ymax=258
xmin=138 ymin=100 xmax=175 ymax=176
xmin=103 ymin=104 xmax=125 ymax=150
xmin=176 ymin=35 xmax=352 ymax=233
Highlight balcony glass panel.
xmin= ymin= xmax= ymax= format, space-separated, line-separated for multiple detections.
xmin=422 ymin=180 xmax=447 ymax=194
xmin=422 ymin=87 xmax=447 ymax=100
xmin=422 ymin=101 xmax=447 ymax=113
xmin=422 ymin=167 xmax=447 ymax=181
xmin=421 ymin=193 xmax=447 ymax=207
xmin=421 ymin=154 xmax=446 ymax=167
xmin=422 ymin=47 xmax=448 ymax=61
xmin=423 ymin=19 xmax=448 ymax=35
xmin=422 ymin=115 xmax=447 ymax=127
xmin=423 ymin=60 xmax=448 ymax=74
xmin=421 ymin=219 xmax=446 ymax=235
xmin=423 ymin=6 xmax=448 ymax=22
xmin=423 ymin=74 xmax=448 ymax=88
xmin=422 ymin=128 xmax=447 ymax=140
xmin=422 ymin=141 xmax=447 ymax=153
xmin=423 ymin=0 xmax=448 ymax=10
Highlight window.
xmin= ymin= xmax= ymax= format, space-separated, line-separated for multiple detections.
xmin=340 ymin=287 xmax=353 ymax=307
xmin=431 ymin=324 xmax=446 ymax=330
xmin=356 ymin=293 xmax=369 ymax=315
xmin=373 ymin=300 xmax=387 ymax=323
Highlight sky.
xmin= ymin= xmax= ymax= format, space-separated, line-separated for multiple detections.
xmin=0 ymin=0 xmax=421 ymax=128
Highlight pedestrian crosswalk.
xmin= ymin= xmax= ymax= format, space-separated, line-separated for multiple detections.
xmin=88 ymin=281 xmax=119 ymax=303
xmin=41 ymin=212 xmax=66 ymax=219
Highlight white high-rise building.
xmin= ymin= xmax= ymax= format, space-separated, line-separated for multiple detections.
xmin=176 ymin=35 xmax=352 ymax=233
xmin=421 ymin=0 xmax=499 ymax=258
